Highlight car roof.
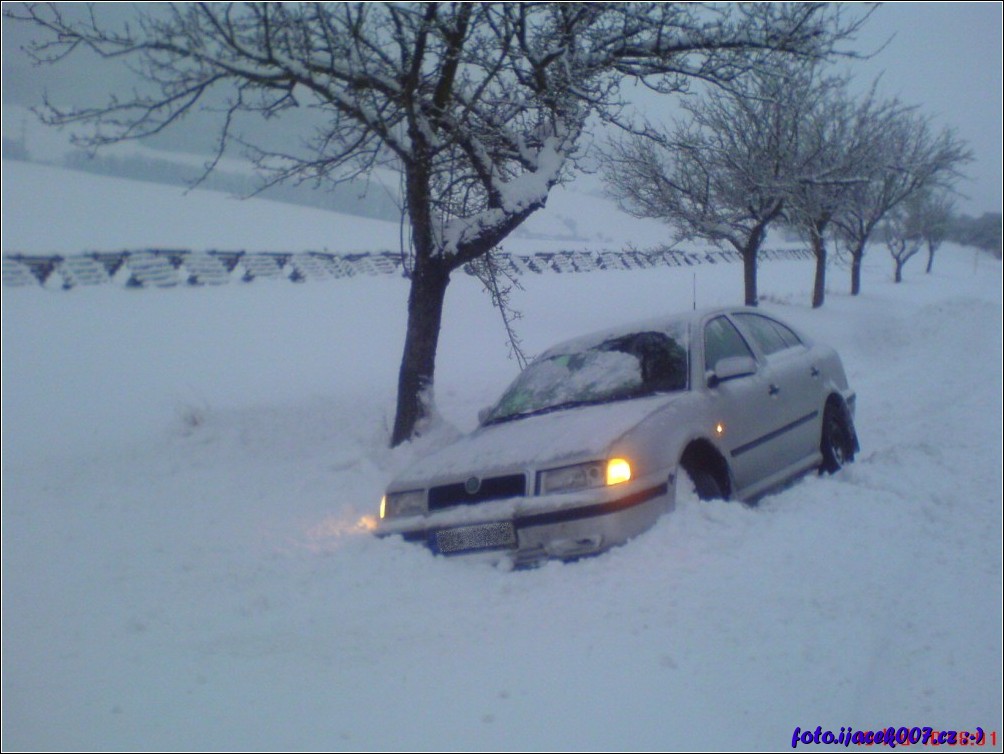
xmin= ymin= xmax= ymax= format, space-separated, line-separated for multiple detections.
xmin=538 ymin=306 xmax=759 ymax=359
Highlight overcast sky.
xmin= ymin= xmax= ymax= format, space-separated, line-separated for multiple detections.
xmin=846 ymin=2 xmax=1002 ymax=215
xmin=2 ymin=2 xmax=1001 ymax=216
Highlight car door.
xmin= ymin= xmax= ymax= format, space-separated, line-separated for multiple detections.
xmin=731 ymin=312 xmax=822 ymax=470
xmin=701 ymin=315 xmax=790 ymax=494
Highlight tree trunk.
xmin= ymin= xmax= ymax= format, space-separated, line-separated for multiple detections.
xmin=743 ymin=249 xmax=758 ymax=306
xmin=740 ymin=223 xmax=765 ymax=306
xmin=925 ymin=241 xmax=936 ymax=273
xmin=391 ymin=261 xmax=451 ymax=447
xmin=391 ymin=151 xmax=451 ymax=448
xmin=810 ymin=222 xmax=828 ymax=309
xmin=850 ymin=240 xmax=865 ymax=296
xmin=894 ymin=257 xmax=904 ymax=283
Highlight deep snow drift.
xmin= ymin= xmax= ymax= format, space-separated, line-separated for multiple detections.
xmin=2 ymin=160 xmax=1002 ymax=750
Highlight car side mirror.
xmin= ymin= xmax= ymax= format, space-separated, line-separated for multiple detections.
xmin=707 ymin=355 xmax=757 ymax=388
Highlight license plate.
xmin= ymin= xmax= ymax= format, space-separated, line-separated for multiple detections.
xmin=435 ymin=521 xmax=517 ymax=554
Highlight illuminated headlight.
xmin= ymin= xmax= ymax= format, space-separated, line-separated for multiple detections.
xmin=538 ymin=459 xmax=632 ymax=495
xmin=605 ymin=458 xmax=632 ymax=486
xmin=380 ymin=489 xmax=425 ymax=519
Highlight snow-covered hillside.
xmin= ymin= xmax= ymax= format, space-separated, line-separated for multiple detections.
xmin=2 ymin=161 xmax=1002 ymax=750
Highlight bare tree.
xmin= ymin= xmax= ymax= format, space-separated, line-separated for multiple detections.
xmin=601 ymin=62 xmax=842 ymax=306
xmin=9 ymin=2 xmax=868 ymax=445
xmin=883 ymin=198 xmax=925 ymax=283
xmin=833 ymin=106 xmax=970 ymax=294
xmin=783 ymin=80 xmax=895 ymax=308
xmin=916 ymin=191 xmax=956 ymax=273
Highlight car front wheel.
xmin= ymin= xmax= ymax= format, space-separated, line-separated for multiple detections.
xmin=687 ymin=466 xmax=725 ymax=501
xmin=820 ymin=404 xmax=854 ymax=473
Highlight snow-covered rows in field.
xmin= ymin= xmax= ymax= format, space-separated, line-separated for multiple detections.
xmin=2 ymin=161 xmax=1001 ymax=750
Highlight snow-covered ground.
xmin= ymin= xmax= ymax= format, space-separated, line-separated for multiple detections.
xmin=2 ymin=161 xmax=1002 ymax=750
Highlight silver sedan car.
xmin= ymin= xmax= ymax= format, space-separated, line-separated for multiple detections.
xmin=376 ymin=306 xmax=857 ymax=566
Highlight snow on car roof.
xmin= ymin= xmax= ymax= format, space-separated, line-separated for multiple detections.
xmin=535 ymin=306 xmax=756 ymax=359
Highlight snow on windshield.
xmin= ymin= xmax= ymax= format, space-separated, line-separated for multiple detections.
xmin=486 ymin=328 xmax=688 ymax=423
xmin=490 ymin=350 xmax=642 ymax=421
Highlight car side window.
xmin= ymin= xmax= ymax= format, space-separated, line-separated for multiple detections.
xmin=735 ymin=313 xmax=803 ymax=355
xmin=768 ymin=319 xmax=803 ymax=349
xmin=704 ymin=316 xmax=754 ymax=371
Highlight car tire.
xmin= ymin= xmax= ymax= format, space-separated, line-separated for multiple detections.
xmin=820 ymin=404 xmax=854 ymax=474
xmin=688 ymin=467 xmax=724 ymax=501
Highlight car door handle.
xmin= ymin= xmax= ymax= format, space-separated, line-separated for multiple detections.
xmin=768 ymin=383 xmax=780 ymax=396
xmin=810 ymin=366 xmax=820 ymax=377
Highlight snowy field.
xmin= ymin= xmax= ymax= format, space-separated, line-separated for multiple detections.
xmin=2 ymin=160 xmax=1002 ymax=750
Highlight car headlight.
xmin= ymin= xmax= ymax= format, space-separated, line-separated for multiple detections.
xmin=605 ymin=458 xmax=632 ymax=486
xmin=380 ymin=489 xmax=426 ymax=519
xmin=538 ymin=458 xmax=632 ymax=494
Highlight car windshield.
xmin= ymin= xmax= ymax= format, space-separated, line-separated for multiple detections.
xmin=483 ymin=325 xmax=689 ymax=425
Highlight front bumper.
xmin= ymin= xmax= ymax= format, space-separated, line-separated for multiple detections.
xmin=376 ymin=478 xmax=673 ymax=566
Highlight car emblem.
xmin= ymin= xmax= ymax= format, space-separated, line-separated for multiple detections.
xmin=464 ymin=476 xmax=481 ymax=495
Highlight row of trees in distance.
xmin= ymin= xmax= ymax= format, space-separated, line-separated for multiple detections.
xmin=601 ymin=63 xmax=973 ymax=308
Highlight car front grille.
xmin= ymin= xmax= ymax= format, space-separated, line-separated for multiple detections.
xmin=428 ymin=473 xmax=527 ymax=511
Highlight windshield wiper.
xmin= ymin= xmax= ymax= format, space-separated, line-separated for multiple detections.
xmin=483 ymin=397 xmax=630 ymax=426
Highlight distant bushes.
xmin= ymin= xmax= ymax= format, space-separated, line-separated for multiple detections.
xmin=948 ymin=213 xmax=1002 ymax=257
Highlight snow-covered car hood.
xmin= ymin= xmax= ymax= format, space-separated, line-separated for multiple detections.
xmin=391 ymin=393 xmax=678 ymax=487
